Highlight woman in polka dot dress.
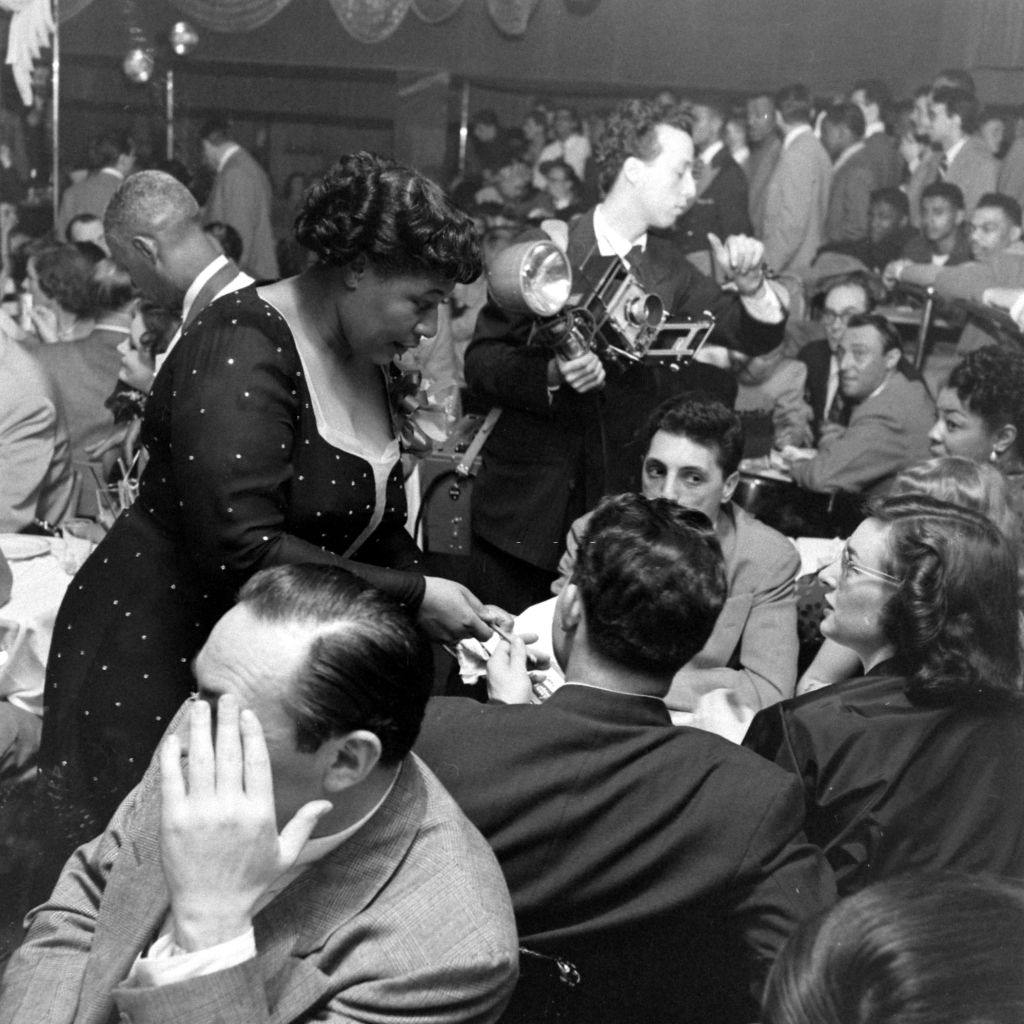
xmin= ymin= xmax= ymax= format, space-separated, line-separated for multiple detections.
xmin=39 ymin=153 xmax=497 ymax=830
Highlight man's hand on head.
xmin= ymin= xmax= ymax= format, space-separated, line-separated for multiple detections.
xmin=159 ymin=695 xmax=332 ymax=953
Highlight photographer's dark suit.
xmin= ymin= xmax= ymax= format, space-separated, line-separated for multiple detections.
xmin=465 ymin=210 xmax=784 ymax=609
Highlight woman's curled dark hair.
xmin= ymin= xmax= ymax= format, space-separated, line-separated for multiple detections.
xmin=872 ymin=493 xmax=1023 ymax=706
xmin=295 ymin=151 xmax=482 ymax=284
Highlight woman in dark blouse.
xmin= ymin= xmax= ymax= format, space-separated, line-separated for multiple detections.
xmin=744 ymin=494 xmax=1024 ymax=895
xmin=39 ymin=152 xmax=495 ymax=829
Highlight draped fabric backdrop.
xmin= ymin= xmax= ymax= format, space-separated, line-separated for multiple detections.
xmin=51 ymin=0 xmax=542 ymax=39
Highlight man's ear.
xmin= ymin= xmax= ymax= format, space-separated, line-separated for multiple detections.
xmin=323 ymin=729 xmax=382 ymax=793
xmin=721 ymin=470 xmax=740 ymax=505
xmin=557 ymin=582 xmax=583 ymax=635
xmin=130 ymin=235 xmax=158 ymax=266
xmin=1011 ymin=224 xmax=1022 ymax=244
xmin=884 ymin=346 xmax=902 ymax=371
xmin=621 ymin=155 xmax=645 ymax=187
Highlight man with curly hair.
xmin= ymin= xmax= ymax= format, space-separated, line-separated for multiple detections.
xmin=465 ymin=98 xmax=788 ymax=610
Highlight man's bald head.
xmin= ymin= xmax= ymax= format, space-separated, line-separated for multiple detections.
xmin=104 ymin=170 xmax=217 ymax=308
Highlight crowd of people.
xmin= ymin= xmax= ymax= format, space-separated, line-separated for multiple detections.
xmin=0 ymin=65 xmax=1023 ymax=1024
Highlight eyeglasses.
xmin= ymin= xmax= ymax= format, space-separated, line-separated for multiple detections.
xmin=821 ymin=306 xmax=863 ymax=325
xmin=839 ymin=543 xmax=902 ymax=585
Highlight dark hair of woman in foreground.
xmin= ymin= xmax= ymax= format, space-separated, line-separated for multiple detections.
xmin=762 ymin=872 xmax=1024 ymax=1024
xmin=871 ymin=493 xmax=1022 ymax=707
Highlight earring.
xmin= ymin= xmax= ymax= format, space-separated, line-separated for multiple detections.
xmin=990 ymin=448 xmax=1000 ymax=463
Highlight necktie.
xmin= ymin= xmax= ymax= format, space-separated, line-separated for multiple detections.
xmin=826 ymin=390 xmax=850 ymax=427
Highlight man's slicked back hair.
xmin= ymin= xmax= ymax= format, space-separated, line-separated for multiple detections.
xmin=238 ymin=565 xmax=434 ymax=763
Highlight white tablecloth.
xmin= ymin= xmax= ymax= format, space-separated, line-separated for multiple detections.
xmin=0 ymin=538 xmax=74 ymax=717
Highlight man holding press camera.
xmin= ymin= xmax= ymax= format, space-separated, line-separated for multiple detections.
xmin=465 ymin=98 xmax=788 ymax=609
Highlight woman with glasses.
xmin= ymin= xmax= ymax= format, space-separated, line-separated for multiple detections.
xmin=744 ymin=493 xmax=1024 ymax=895
xmin=797 ymin=455 xmax=1022 ymax=693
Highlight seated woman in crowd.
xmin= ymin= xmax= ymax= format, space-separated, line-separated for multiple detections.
xmin=762 ymin=872 xmax=1024 ymax=1024
xmin=929 ymin=342 xmax=1024 ymax=504
xmin=798 ymin=455 xmax=1021 ymax=693
xmin=38 ymin=152 xmax=500 ymax=833
xmin=744 ymin=494 xmax=1024 ymax=895
xmin=21 ymin=240 xmax=96 ymax=346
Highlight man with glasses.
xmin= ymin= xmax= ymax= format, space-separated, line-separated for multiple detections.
xmin=797 ymin=272 xmax=874 ymax=438
xmin=784 ymin=313 xmax=934 ymax=497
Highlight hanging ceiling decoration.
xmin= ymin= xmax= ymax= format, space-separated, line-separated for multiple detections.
xmin=164 ymin=0 xmax=292 ymax=32
xmin=325 ymin=0 xmax=412 ymax=44
xmin=410 ymin=0 xmax=463 ymax=25
xmin=485 ymin=0 xmax=541 ymax=36
xmin=33 ymin=0 xmax=550 ymax=41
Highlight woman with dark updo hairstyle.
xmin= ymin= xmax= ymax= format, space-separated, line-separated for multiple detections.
xmin=744 ymin=494 xmax=1024 ymax=895
xmin=40 ymin=152 xmax=498 ymax=834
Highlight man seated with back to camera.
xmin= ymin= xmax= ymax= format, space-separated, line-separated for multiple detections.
xmin=416 ymin=494 xmax=834 ymax=1024
xmin=0 ymin=564 xmax=518 ymax=1024
xmin=464 ymin=97 xmax=788 ymax=612
xmin=552 ymin=395 xmax=799 ymax=738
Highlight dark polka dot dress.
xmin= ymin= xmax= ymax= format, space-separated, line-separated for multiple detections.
xmin=39 ymin=287 xmax=425 ymax=826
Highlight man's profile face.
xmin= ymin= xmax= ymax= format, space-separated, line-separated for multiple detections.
xmin=849 ymin=88 xmax=875 ymax=124
xmin=69 ymin=218 xmax=108 ymax=253
xmin=201 ymin=138 xmax=219 ymax=172
xmin=921 ymin=196 xmax=962 ymax=243
xmin=927 ymin=101 xmax=957 ymax=147
xmin=969 ymin=205 xmax=1019 ymax=260
xmin=837 ymin=324 xmax=896 ymax=401
xmin=192 ymin=604 xmax=331 ymax=831
xmin=635 ymin=124 xmax=696 ymax=230
xmin=910 ymin=93 xmax=932 ymax=138
xmin=641 ymin=429 xmax=733 ymax=522
xmin=822 ymin=283 xmax=870 ymax=353
xmin=106 ymin=232 xmax=178 ymax=309
xmin=746 ymin=96 xmax=775 ymax=143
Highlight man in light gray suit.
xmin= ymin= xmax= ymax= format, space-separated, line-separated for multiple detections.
xmin=929 ymin=87 xmax=998 ymax=216
xmin=0 ymin=564 xmax=518 ymax=1024
xmin=762 ymin=84 xmax=832 ymax=275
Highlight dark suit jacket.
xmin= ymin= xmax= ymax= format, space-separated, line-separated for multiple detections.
xmin=796 ymin=336 xmax=833 ymax=429
xmin=825 ymin=145 xmax=878 ymax=243
xmin=744 ymin=670 xmax=1024 ymax=895
xmin=673 ymin=146 xmax=753 ymax=253
xmin=465 ymin=210 xmax=781 ymax=570
xmin=417 ymin=686 xmax=835 ymax=1024
xmin=862 ymin=130 xmax=903 ymax=190
xmin=0 ymin=752 xmax=518 ymax=1024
